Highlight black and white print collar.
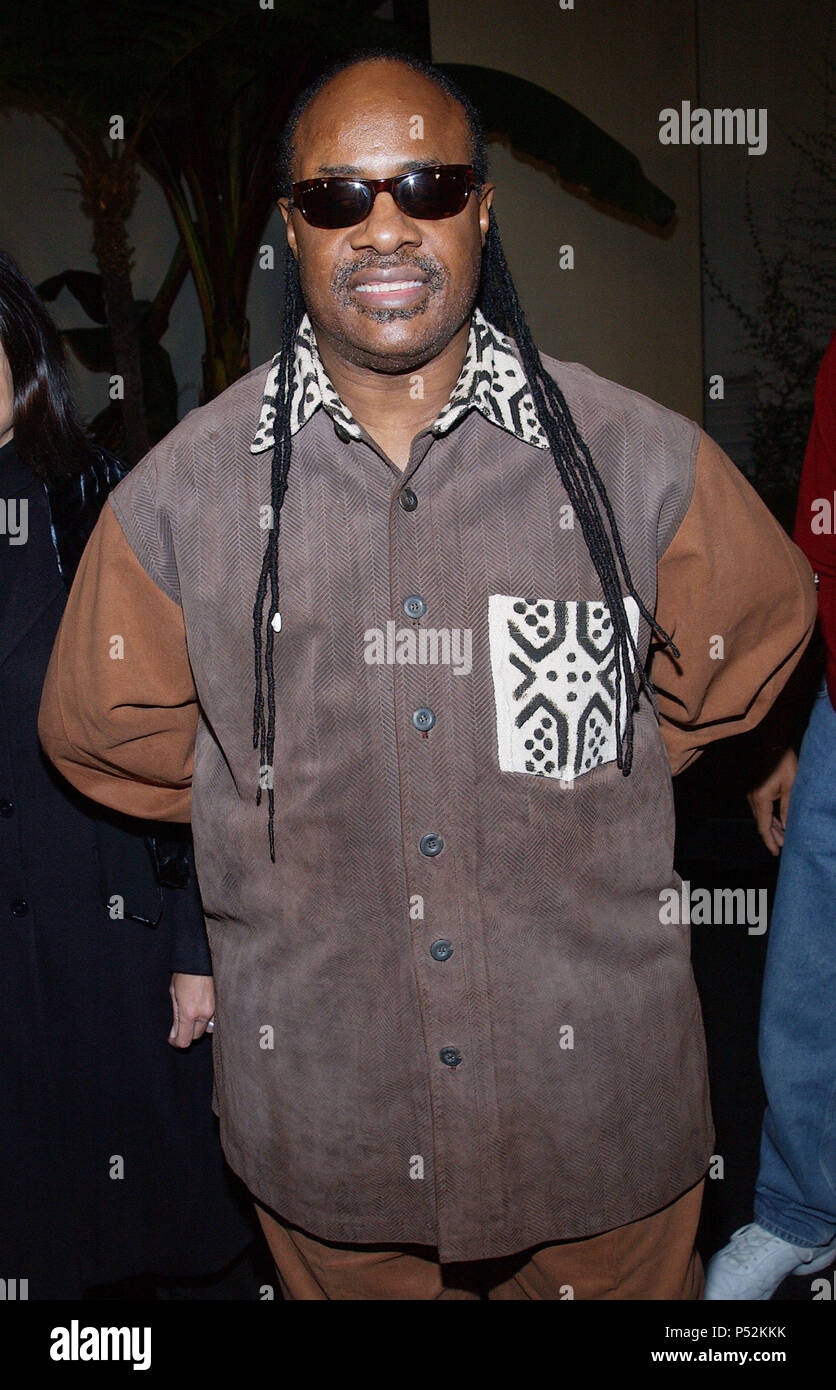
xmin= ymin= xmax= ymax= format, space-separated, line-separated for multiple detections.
xmin=249 ymin=306 xmax=548 ymax=454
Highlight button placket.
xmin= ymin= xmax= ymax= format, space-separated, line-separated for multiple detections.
xmin=388 ymin=437 xmax=482 ymax=1253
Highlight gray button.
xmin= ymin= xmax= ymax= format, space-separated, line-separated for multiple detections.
xmin=439 ymin=1046 xmax=462 ymax=1068
xmin=412 ymin=707 xmax=436 ymax=732
xmin=0 ymin=799 xmax=13 ymax=817
xmin=430 ymin=939 xmax=454 ymax=962
xmin=399 ymin=488 xmax=418 ymax=512
xmin=10 ymin=899 xmax=28 ymax=917
xmin=419 ymin=833 xmax=444 ymax=858
xmin=403 ymin=594 xmax=426 ymax=620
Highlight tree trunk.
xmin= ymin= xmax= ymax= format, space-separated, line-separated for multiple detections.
xmin=79 ymin=149 xmax=151 ymax=463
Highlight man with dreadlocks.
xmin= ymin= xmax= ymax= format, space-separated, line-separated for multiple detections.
xmin=40 ymin=52 xmax=815 ymax=1300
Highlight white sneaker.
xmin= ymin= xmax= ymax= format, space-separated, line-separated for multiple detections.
xmin=704 ymin=1222 xmax=836 ymax=1300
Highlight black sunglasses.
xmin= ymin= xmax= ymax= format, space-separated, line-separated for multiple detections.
xmin=290 ymin=164 xmax=479 ymax=229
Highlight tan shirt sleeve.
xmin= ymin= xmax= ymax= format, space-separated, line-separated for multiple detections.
xmin=653 ymin=430 xmax=817 ymax=774
xmin=38 ymin=499 xmax=198 ymax=821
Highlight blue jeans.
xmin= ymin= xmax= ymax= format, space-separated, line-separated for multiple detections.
xmin=755 ymin=679 xmax=836 ymax=1247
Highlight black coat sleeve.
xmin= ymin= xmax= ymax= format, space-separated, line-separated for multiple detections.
xmin=93 ymin=814 xmax=212 ymax=974
xmin=162 ymin=840 xmax=213 ymax=977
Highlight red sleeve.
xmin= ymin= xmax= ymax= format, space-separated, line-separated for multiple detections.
xmin=793 ymin=331 xmax=836 ymax=676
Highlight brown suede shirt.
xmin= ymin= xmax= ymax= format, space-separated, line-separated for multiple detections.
xmin=38 ymin=310 xmax=815 ymax=1260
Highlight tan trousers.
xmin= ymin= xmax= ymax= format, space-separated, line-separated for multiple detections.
xmin=255 ymin=1179 xmax=705 ymax=1300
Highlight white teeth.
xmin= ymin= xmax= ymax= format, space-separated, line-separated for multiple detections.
xmin=354 ymin=280 xmax=423 ymax=294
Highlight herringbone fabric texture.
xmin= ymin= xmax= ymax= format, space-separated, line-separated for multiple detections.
xmin=102 ymin=351 xmax=714 ymax=1260
xmin=41 ymin=341 xmax=814 ymax=1261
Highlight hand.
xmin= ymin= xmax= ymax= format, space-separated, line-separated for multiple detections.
xmin=168 ymin=973 xmax=215 ymax=1048
xmin=746 ymin=748 xmax=798 ymax=856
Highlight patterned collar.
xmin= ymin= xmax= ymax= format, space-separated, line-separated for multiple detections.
xmin=250 ymin=306 xmax=548 ymax=453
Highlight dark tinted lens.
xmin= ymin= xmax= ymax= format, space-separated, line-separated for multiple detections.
xmin=397 ymin=168 xmax=471 ymax=219
xmin=297 ymin=180 xmax=372 ymax=229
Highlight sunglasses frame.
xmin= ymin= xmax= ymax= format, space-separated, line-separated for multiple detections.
xmin=289 ymin=164 xmax=480 ymax=228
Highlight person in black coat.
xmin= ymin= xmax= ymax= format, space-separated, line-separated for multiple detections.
xmin=0 ymin=250 xmax=255 ymax=1299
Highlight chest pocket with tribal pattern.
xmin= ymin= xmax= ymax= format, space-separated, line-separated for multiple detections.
xmin=487 ymin=594 xmax=641 ymax=783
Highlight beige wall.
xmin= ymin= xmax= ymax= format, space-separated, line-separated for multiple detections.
xmin=0 ymin=1 xmax=703 ymax=426
xmin=430 ymin=0 xmax=704 ymax=420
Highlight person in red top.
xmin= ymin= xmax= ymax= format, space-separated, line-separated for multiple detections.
xmin=795 ymin=333 xmax=836 ymax=707
xmin=706 ymin=332 xmax=836 ymax=1299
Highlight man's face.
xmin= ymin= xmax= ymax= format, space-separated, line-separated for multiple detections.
xmin=279 ymin=61 xmax=494 ymax=374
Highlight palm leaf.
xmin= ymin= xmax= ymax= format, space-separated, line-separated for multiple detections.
xmin=1 ymin=1 xmax=677 ymax=410
xmin=438 ymin=64 xmax=675 ymax=228
xmin=37 ymin=270 xmax=108 ymax=324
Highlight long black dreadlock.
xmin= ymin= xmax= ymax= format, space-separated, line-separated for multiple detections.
xmin=253 ymin=49 xmax=679 ymax=861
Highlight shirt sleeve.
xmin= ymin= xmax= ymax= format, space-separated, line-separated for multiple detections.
xmin=793 ymin=332 xmax=836 ymax=666
xmin=652 ymin=429 xmax=817 ymax=774
xmin=38 ymin=498 xmax=198 ymax=821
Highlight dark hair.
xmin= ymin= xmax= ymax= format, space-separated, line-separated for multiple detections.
xmin=0 ymin=249 xmax=93 ymax=481
xmin=253 ymin=50 xmax=678 ymax=859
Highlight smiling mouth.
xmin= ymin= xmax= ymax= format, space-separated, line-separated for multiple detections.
xmin=352 ymin=278 xmax=427 ymax=297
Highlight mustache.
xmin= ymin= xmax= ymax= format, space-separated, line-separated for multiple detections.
xmin=331 ymin=253 xmax=447 ymax=296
